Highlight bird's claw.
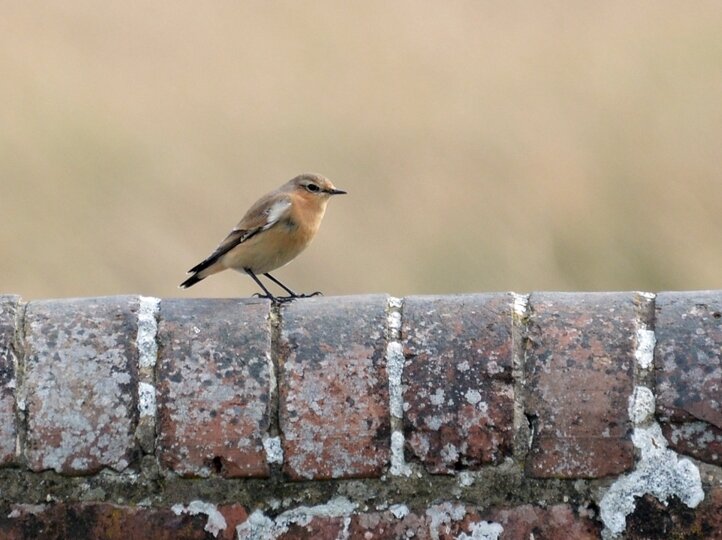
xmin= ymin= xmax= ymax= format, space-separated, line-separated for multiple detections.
xmin=271 ymin=291 xmax=324 ymax=304
xmin=251 ymin=291 xmax=323 ymax=304
xmin=287 ymin=291 xmax=323 ymax=299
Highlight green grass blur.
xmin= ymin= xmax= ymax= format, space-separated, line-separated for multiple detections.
xmin=2 ymin=2 xmax=722 ymax=300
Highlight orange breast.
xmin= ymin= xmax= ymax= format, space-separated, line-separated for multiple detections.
xmin=220 ymin=193 xmax=328 ymax=274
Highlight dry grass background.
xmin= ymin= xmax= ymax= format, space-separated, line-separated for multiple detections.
xmin=2 ymin=2 xmax=722 ymax=300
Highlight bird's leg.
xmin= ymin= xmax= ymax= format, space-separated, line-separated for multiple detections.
xmin=246 ymin=269 xmax=280 ymax=303
xmin=262 ymin=273 xmax=297 ymax=296
xmin=263 ymin=273 xmax=323 ymax=300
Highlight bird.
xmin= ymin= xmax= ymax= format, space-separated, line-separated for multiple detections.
xmin=180 ymin=173 xmax=346 ymax=303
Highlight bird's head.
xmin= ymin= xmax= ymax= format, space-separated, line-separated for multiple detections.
xmin=286 ymin=173 xmax=347 ymax=201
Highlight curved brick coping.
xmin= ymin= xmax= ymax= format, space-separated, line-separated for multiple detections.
xmin=0 ymin=292 xmax=720 ymax=539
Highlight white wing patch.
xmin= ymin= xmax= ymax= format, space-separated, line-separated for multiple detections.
xmin=263 ymin=199 xmax=292 ymax=230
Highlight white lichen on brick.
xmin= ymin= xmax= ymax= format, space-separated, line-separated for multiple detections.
xmin=263 ymin=435 xmax=283 ymax=465
xmin=511 ymin=293 xmax=528 ymax=318
xmin=627 ymin=386 xmax=655 ymax=425
xmin=138 ymin=382 xmax=156 ymax=418
xmin=441 ymin=443 xmax=459 ymax=464
xmin=171 ymin=500 xmax=227 ymax=537
xmin=457 ymin=520 xmax=504 ymax=540
xmin=634 ymin=328 xmax=656 ymax=370
xmin=236 ymin=509 xmax=275 ymax=540
xmin=426 ymin=502 xmax=466 ymax=540
xmin=237 ymin=497 xmax=357 ymax=540
xmin=510 ymin=292 xmax=530 ymax=458
xmin=390 ymin=430 xmax=412 ymax=477
xmin=25 ymin=325 xmax=136 ymax=473
xmin=386 ymin=296 xmax=412 ymax=477
xmin=386 ymin=296 xmax=405 ymax=419
xmin=389 ymin=503 xmax=409 ymax=519
xmin=386 ymin=296 xmax=402 ymax=340
xmin=7 ymin=504 xmax=48 ymax=518
xmin=136 ymin=296 xmax=160 ymax=369
xmin=465 ymin=389 xmax=482 ymax=405
xmin=600 ymin=385 xmax=704 ymax=538
xmin=429 ymin=388 xmax=445 ymax=405
xmin=458 ymin=471 xmax=475 ymax=487
xmin=387 ymin=342 xmax=405 ymax=420
xmin=387 ymin=296 xmax=403 ymax=323
xmin=666 ymin=421 xmax=722 ymax=460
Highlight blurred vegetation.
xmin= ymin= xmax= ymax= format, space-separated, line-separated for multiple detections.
xmin=2 ymin=2 xmax=722 ymax=300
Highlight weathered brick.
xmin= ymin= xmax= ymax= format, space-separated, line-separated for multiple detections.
xmin=402 ymin=294 xmax=514 ymax=473
xmin=0 ymin=295 xmax=20 ymax=465
xmin=349 ymin=508 xmax=429 ymax=539
xmin=157 ymin=298 xmax=272 ymax=478
xmin=275 ymin=517 xmax=347 ymax=539
xmin=524 ymin=292 xmax=635 ymax=478
xmin=349 ymin=502 xmax=600 ymax=540
xmin=0 ymin=502 xmax=247 ymax=540
xmin=24 ymin=297 xmax=139 ymax=474
xmin=660 ymin=422 xmax=722 ymax=465
xmin=483 ymin=504 xmax=600 ymax=539
xmin=279 ymin=295 xmax=390 ymax=480
xmin=655 ymin=291 xmax=722 ymax=465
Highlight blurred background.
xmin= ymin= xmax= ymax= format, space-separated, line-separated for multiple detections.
xmin=2 ymin=1 xmax=722 ymax=300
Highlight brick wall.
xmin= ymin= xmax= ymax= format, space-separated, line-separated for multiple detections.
xmin=0 ymin=292 xmax=720 ymax=539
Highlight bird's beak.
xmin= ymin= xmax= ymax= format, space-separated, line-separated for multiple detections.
xmin=327 ymin=188 xmax=347 ymax=195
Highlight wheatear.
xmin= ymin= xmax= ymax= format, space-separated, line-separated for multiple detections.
xmin=180 ymin=173 xmax=346 ymax=303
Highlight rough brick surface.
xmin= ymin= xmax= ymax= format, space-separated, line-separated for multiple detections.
xmin=279 ymin=295 xmax=390 ymax=480
xmin=402 ymin=294 xmax=514 ymax=473
xmin=0 ymin=502 xmax=247 ymax=540
xmin=0 ymin=295 xmax=19 ymax=465
xmin=349 ymin=508 xmax=428 ymax=539
xmin=655 ymin=291 xmax=722 ymax=465
xmin=274 ymin=517 xmax=346 ymax=539
xmin=348 ymin=502 xmax=600 ymax=540
xmin=0 ymin=291 xmax=720 ymax=539
xmin=524 ymin=292 xmax=636 ymax=478
xmin=483 ymin=504 xmax=601 ymax=539
xmin=157 ymin=298 xmax=272 ymax=478
xmin=23 ymin=297 xmax=139 ymax=474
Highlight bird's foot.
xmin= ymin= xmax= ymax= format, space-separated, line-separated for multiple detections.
xmin=252 ymin=291 xmax=323 ymax=304
xmin=273 ymin=291 xmax=323 ymax=304
xmin=297 ymin=291 xmax=323 ymax=298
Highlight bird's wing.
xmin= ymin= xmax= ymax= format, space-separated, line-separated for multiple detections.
xmin=187 ymin=193 xmax=292 ymax=274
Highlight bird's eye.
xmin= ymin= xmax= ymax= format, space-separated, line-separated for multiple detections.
xmin=306 ymin=183 xmax=320 ymax=192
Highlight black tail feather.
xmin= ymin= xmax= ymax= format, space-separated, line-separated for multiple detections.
xmin=179 ymin=273 xmax=204 ymax=289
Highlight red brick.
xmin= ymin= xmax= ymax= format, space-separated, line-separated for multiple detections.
xmin=655 ymin=291 xmax=722 ymax=465
xmin=0 ymin=502 xmax=247 ymax=540
xmin=524 ymin=292 xmax=635 ymax=478
xmin=23 ymin=297 xmax=139 ymax=474
xmin=279 ymin=295 xmax=390 ymax=480
xmin=349 ymin=508 xmax=429 ymax=539
xmin=349 ymin=503 xmax=600 ymax=540
xmin=402 ymin=294 xmax=514 ymax=473
xmin=157 ymin=298 xmax=272 ymax=478
xmin=661 ymin=421 xmax=722 ymax=465
xmin=483 ymin=504 xmax=600 ymax=539
xmin=0 ymin=295 xmax=19 ymax=465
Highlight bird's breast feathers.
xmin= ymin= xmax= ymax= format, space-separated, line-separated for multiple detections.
xmin=218 ymin=193 xmax=324 ymax=273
